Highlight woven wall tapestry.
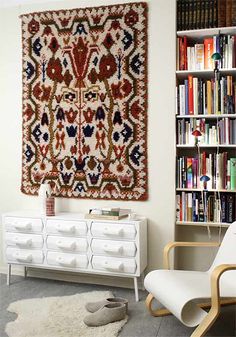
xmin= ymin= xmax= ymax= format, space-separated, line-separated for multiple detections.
xmin=21 ymin=2 xmax=148 ymax=200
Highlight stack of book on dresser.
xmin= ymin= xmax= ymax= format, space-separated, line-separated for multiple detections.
xmin=85 ymin=207 xmax=131 ymax=220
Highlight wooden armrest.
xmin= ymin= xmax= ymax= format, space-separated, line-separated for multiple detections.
xmin=163 ymin=241 xmax=220 ymax=269
xmin=191 ymin=264 xmax=236 ymax=337
xmin=210 ymin=264 xmax=236 ymax=308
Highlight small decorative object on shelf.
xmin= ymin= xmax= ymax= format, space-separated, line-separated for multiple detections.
xmin=46 ymin=197 xmax=55 ymax=216
xmin=38 ymin=183 xmax=51 ymax=215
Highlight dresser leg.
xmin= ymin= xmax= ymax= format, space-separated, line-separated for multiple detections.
xmin=24 ymin=267 xmax=27 ymax=278
xmin=7 ymin=264 xmax=11 ymax=286
xmin=134 ymin=277 xmax=139 ymax=302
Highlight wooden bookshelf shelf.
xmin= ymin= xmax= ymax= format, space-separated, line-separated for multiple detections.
xmin=176 ymin=114 xmax=236 ymax=119
xmin=176 ymin=221 xmax=229 ymax=228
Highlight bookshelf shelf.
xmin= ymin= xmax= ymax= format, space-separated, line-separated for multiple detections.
xmin=176 ymin=145 xmax=236 ymax=148
xmin=176 ymin=221 xmax=229 ymax=228
xmin=176 ymin=188 xmax=236 ymax=193
xmin=177 ymin=26 xmax=236 ymax=38
xmin=176 ymin=114 xmax=236 ymax=119
xmin=176 ymin=68 xmax=236 ymax=79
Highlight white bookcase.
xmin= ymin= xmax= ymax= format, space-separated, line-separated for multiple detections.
xmin=175 ymin=26 xmax=236 ymax=231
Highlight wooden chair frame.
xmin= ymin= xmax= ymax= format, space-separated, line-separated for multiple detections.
xmin=145 ymin=241 xmax=236 ymax=337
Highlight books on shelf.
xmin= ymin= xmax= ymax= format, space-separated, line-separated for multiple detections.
xmin=177 ymin=0 xmax=236 ymax=31
xmin=176 ymin=154 xmax=236 ymax=190
xmin=177 ymin=34 xmax=236 ymax=71
xmin=177 ymin=118 xmax=236 ymax=145
xmin=176 ymin=191 xmax=236 ymax=223
xmin=177 ymin=75 xmax=236 ymax=116
xmin=85 ymin=208 xmax=131 ymax=220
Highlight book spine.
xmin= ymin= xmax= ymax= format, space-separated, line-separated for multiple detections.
xmin=177 ymin=0 xmax=182 ymax=31
xmin=176 ymin=194 xmax=181 ymax=221
xmin=232 ymin=0 xmax=236 ymax=25
xmin=188 ymin=75 xmax=194 ymax=115
xmin=221 ymin=194 xmax=226 ymax=222
xmin=230 ymin=157 xmax=236 ymax=190
xmin=227 ymin=194 xmax=233 ymax=223
xmin=218 ymin=0 xmax=226 ymax=27
xmin=226 ymin=0 xmax=232 ymax=27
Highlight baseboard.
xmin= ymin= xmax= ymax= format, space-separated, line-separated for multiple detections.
xmin=0 ymin=265 xmax=145 ymax=290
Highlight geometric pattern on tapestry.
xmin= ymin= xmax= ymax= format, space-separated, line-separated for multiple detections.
xmin=21 ymin=2 xmax=148 ymax=200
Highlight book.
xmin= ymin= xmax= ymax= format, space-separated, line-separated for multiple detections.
xmin=230 ymin=157 xmax=236 ymax=190
xmin=195 ymin=44 xmax=204 ymax=70
xmin=87 ymin=208 xmax=131 ymax=219
xmin=226 ymin=194 xmax=234 ymax=222
xmin=226 ymin=0 xmax=232 ymax=27
xmin=85 ymin=213 xmax=129 ymax=220
xmin=188 ymin=75 xmax=194 ymax=114
xmin=204 ymin=38 xmax=214 ymax=69
xmin=232 ymin=0 xmax=236 ymax=25
xmin=218 ymin=0 xmax=226 ymax=27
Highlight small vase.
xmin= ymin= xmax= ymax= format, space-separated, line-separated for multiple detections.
xmin=38 ymin=183 xmax=51 ymax=215
xmin=46 ymin=197 xmax=55 ymax=216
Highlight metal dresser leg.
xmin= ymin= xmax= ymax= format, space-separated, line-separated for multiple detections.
xmin=7 ymin=264 xmax=11 ymax=286
xmin=134 ymin=277 xmax=139 ymax=302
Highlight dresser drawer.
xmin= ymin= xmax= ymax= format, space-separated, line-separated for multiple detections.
xmin=92 ymin=256 xmax=137 ymax=274
xmin=91 ymin=239 xmax=136 ymax=257
xmin=6 ymin=247 xmax=44 ymax=264
xmin=4 ymin=217 xmax=43 ymax=233
xmin=91 ymin=222 xmax=136 ymax=240
xmin=6 ymin=233 xmax=43 ymax=249
xmin=46 ymin=220 xmax=87 ymax=236
xmin=47 ymin=251 xmax=88 ymax=269
xmin=46 ymin=236 xmax=88 ymax=253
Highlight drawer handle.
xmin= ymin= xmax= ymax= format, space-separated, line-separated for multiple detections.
xmin=103 ymin=244 xmax=123 ymax=254
xmin=102 ymin=261 xmax=124 ymax=271
xmin=14 ymin=237 xmax=32 ymax=247
xmin=14 ymin=222 xmax=32 ymax=230
xmin=56 ymin=256 xmax=76 ymax=267
xmin=57 ymin=225 xmax=75 ymax=234
xmin=13 ymin=252 xmax=32 ymax=263
xmin=56 ymin=240 xmax=76 ymax=251
xmin=103 ymin=227 xmax=123 ymax=236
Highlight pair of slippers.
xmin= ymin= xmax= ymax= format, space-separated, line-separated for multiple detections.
xmin=84 ymin=297 xmax=128 ymax=327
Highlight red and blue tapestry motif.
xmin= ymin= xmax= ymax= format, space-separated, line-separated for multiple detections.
xmin=21 ymin=2 xmax=148 ymax=200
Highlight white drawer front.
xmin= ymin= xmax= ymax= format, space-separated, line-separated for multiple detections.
xmin=91 ymin=239 xmax=136 ymax=257
xmin=46 ymin=236 xmax=88 ymax=253
xmin=6 ymin=247 xmax=44 ymax=264
xmin=5 ymin=217 xmax=43 ymax=233
xmin=91 ymin=222 xmax=136 ymax=240
xmin=46 ymin=220 xmax=87 ymax=236
xmin=6 ymin=233 xmax=43 ymax=249
xmin=92 ymin=256 xmax=137 ymax=274
xmin=47 ymin=251 xmax=88 ymax=269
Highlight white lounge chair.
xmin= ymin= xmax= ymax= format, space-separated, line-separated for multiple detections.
xmin=144 ymin=221 xmax=236 ymax=337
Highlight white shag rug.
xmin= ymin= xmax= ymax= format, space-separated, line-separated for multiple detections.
xmin=5 ymin=291 xmax=128 ymax=337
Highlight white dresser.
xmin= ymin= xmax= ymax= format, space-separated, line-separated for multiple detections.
xmin=2 ymin=211 xmax=147 ymax=301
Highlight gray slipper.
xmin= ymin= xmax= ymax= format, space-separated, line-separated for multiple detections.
xmin=83 ymin=302 xmax=126 ymax=327
xmin=85 ymin=297 xmax=128 ymax=313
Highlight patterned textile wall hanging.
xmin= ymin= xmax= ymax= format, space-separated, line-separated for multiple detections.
xmin=21 ymin=2 xmax=148 ymax=200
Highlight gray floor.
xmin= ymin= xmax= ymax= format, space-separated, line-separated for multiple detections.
xmin=0 ymin=273 xmax=235 ymax=337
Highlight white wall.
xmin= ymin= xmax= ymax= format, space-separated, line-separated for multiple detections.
xmin=0 ymin=0 xmax=176 ymax=286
